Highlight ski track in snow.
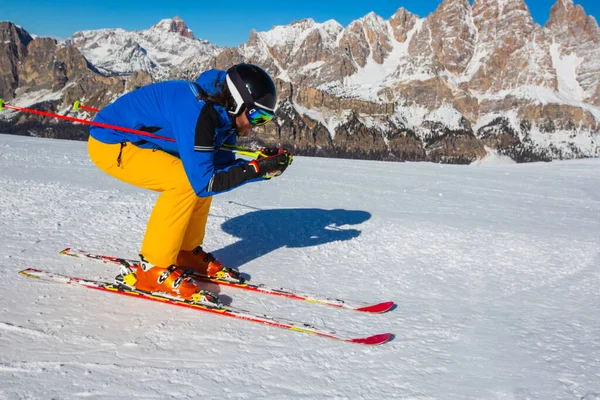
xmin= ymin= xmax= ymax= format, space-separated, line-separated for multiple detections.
xmin=0 ymin=135 xmax=599 ymax=399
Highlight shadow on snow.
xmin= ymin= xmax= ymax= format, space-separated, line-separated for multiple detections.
xmin=213 ymin=208 xmax=372 ymax=270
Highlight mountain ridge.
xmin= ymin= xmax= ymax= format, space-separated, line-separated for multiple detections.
xmin=0 ymin=0 xmax=598 ymax=163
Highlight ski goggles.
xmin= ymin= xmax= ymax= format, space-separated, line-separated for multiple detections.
xmin=246 ymin=106 xmax=275 ymax=126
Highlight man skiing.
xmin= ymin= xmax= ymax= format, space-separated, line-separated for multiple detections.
xmin=87 ymin=63 xmax=292 ymax=302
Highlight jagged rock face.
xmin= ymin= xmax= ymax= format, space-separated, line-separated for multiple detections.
xmin=248 ymin=19 xmax=349 ymax=86
xmin=0 ymin=23 xmax=123 ymax=122
xmin=389 ymin=8 xmax=418 ymax=42
xmin=293 ymin=84 xmax=393 ymax=115
xmin=477 ymin=117 xmax=523 ymax=151
xmin=388 ymin=130 xmax=427 ymax=161
xmin=545 ymin=0 xmax=600 ymax=106
xmin=333 ymin=112 xmax=390 ymax=156
xmin=427 ymin=0 xmax=477 ymax=76
xmin=469 ymin=0 xmax=556 ymax=93
xmin=400 ymin=20 xmax=439 ymax=80
xmin=0 ymin=22 xmax=33 ymax=99
xmin=276 ymin=100 xmax=333 ymax=149
xmin=339 ymin=13 xmax=393 ymax=66
xmin=16 ymin=37 xmax=122 ymax=97
xmin=426 ymin=130 xmax=487 ymax=163
xmin=338 ymin=21 xmax=371 ymax=69
xmin=546 ymin=0 xmax=598 ymax=40
xmin=518 ymin=103 xmax=598 ymax=132
xmin=476 ymin=105 xmax=598 ymax=162
xmin=125 ymin=71 xmax=153 ymax=92
xmin=395 ymin=0 xmax=477 ymax=79
xmin=258 ymin=19 xmax=342 ymax=68
xmin=239 ymin=99 xmax=334 ymax=154
xmin=395 ymin=77 xmax=476 ymax=117
xmin=18 ymin=38 xmax=68 ymax=90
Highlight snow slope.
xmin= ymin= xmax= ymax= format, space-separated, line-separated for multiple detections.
xmin=1 ymin=135 xmax=599 ymax=399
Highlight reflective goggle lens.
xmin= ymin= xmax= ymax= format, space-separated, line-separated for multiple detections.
xmin=247 ymin=107 xmax=275 ymax=126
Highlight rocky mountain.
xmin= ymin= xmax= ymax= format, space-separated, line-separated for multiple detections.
xmin=65 ymin=17 xmax=219 ymax=79
xmin=1 ymin=0 xmax=599 ymax=163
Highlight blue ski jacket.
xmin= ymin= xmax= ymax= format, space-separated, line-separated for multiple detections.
xmin=89 ymin=69 xmax=262 ymax=197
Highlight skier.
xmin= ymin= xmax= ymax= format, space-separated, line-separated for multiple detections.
xmin=87 ymin=63 xmax=292 ymax=301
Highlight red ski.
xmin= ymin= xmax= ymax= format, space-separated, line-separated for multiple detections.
xmin=60 ymin=248 xmax=395 ymax=313
xmin=19 ymin=268 xmax=393 ymax=346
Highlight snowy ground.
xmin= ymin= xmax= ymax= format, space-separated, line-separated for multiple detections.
xmin=1 ymin=134 xmax=599 ymax=399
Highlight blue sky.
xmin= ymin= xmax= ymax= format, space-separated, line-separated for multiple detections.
xmin=3 ymin=0 xmax=599 ymax=47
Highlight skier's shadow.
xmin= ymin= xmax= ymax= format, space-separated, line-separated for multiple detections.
xmin=201 ymin=208 xmax=370 ymax=305
xmin=214 ymin=208 xmax=371 ymax=271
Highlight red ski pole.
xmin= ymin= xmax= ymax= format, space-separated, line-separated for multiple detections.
xmin=69 ymin=100 xmax=266 ymax=158
xmin=0 ymin=99 xmax=175 ymax=142
xmin=0 ymin=98 xmax=264 ymax=158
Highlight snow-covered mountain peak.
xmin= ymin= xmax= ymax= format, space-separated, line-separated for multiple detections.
xmin=66 ymin=18 xmax=219 ymax=77
xmin=3 ymin=2 xmax=598 ymax=163
xmin=390 ymin=7 xmax=416 ymax=20
xmin=389 ymin=7 xmax=419 ymax=42
xmin=292 ymin=18 xmax=317 ymax=27
xmin=258 ymin=18 xmax=342 ymax=50
xmin=360 ymin=11 xmax=383 ymax=23
xmin=149 ymin=16 xmax=195 ymax=39
xmin=321 ymin=19 xmax=345 ymax=35
xmin=351 ymin=12 xmax=389 ymax=33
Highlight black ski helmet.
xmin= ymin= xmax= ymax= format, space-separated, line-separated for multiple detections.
xmin=225 ymin=63 xmax=277 ymax=119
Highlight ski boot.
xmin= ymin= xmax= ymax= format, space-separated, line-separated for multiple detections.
xmin=177 ymin=246 xmax=243 ymax=283
xmin=116 ymin=255 xmax=221 ymax=307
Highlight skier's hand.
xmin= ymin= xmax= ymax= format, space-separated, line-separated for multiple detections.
xmin=249 ymin=150 xmax=293 ymax=179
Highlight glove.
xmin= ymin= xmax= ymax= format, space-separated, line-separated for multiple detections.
xmin=249 ymin=149 xmax=293 ymax=179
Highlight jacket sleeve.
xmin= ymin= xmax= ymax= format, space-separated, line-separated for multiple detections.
xmin=176 ymin=102 xmax=263 ymax=197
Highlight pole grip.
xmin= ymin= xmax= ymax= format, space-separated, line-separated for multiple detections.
xmin=73 ymin=100 xmax=81 ymax=111
xmin=0 ymin=98 xmax=4 ymax=111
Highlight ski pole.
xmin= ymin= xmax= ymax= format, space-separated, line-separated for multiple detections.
xmin=0 ymin=100 xmax=176 ymax=142
xmin=0 ymin=99 xmax=264 ymax=159
xmin=71 ymin=101 xmax=266 ymax=159
xmin=220 ymin=144 xmax=267 ymax=159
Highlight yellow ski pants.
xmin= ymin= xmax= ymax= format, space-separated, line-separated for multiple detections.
xmin=87 ymin=136 xmax=212 ymax=267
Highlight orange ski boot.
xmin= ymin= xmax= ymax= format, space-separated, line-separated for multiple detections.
xmin=131 ymin=255 xmax=220 ymax=305
xmin=177 ymin=246 xmax=242 ymax=282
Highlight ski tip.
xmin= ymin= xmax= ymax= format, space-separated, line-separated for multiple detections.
xmin=347 ymin=333 xmax=394 ymax=346
xmin=355 ymin=301 xmax=396 ymax=313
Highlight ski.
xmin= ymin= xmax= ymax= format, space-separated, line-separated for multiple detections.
xmin=60 ymin=248 xmax=395 ymax=313
xmin=19 ymin=268 xmax=393 ymax=346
